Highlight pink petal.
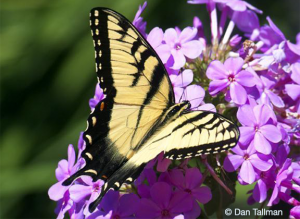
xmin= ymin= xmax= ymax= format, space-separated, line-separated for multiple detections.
xmin=171 ymin=69 xmax=193 ymax=87
xmin=136 ymin=198 xmax=161 ymax=218
xmin=118 ymin=194 xmax=140 ymax=217
xmin=260 ymin=124 xmax=282 ymax=143
xmin=253 ymin=180 xmax=267 ymax=203
xmin=164 ymin=28 xmax=178 ymax=44
xmin=265 ymin=90 xmax=284 ymax=108
xmin=156 ymin=44 xmax=171 ymax=64
xmin=174 ymin=87 xmax=185 ymax=103
xmin=239 ymin=127 xmax=255 ymax=145
xmin=181 ymin=40 xmax=203 ymax=59
xmin=150 ymin=182 xmax=172 ymax=209
xmin=224 ymin=57 xmax=244 ymax=75
xmin=179 ymin=27 xmax=197 ymax=43
xmin=169 ymin=192 xmax=193 ymax=213
xmin=48 ymin=181 xmax=69 ymax=201
xmin=237 ymin=105 xmax=256 ymax=126
xmin=285 ymin=84 xmax=300 ymax=101
xmin=192 ymin=186 xmax=212 ymax=204
xmin=183 ymin=85 xmax=205 ymax=108
xmin=183 ymin=200 xmax=201 ymax=219
xmin=223 ymin=154 xmax=244 ymax=172
xmin=147 ymin=27 xmax=163 ymax=49
xmin=171 ymin=49 xmax=186 ymax=69
xmin=239 ymin=160 xmax=256 ymax=184
xmin=169 ymin=169 xmax=185 ymax=188
xmin=69 ymin=184 xmax=92 ymax=203
xmin=208 ymin=79 xmax=229 ymax=96
xmin=206 ymin=60 xmax=228 ymax=80
xmin=254 ymin=132 xmax=272 ymax=155
xmin=230 ymin=82 xmax=247 ymax=104
xmin=185 ymin=168 xmax=202 ymax=189
xmin=235 ymin=70 xmax=257 ymax=87
xmin=55 ymin=160 xmax=69 ymax=181
xmin=253 ymin=104 xmax=274 ymax=126
xmin=197 ymin=103 xmax=216 ymax=112
xmin=291 ymin=63 xmax=300 ymax=84
xmin=249 ymin=154 xmax=273 ymax=171
xmin=68 ymin=144 xmax=76 ymax=171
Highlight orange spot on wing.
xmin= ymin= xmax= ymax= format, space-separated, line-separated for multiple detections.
xmin=100 ymin=102 xmax=105 ymax=111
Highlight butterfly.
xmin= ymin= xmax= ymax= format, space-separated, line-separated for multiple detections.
xmin=63 ymin=7 xmax=240 ymax=212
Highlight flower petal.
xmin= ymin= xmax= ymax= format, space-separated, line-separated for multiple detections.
xmin=192 ymin=186 xmax=212 ymax=204
xmin=48 ymin=181 xmax=70 ymax=201
xmin=169 ymin=192 xmax=193 ymax=213
xmin=150 ymin=182 xmax=172 ymax=209
xmin=147 ymin=27 xmax=163 ymax=49
xmin=136 ymin=198 xmax=161 ymax=218
xmin=185 ymin=168 xmax=202 ymax=189
xmin=260 ymin=124 xmax=282 ymax=143
xmin=208 ymin=79 xmax=229 ymax=96
xmin=156 ymin=44 xmax=171 ymax=64
xmin=55 ymin=160 xmax=69 ymax=181
xmin=223 ymin=154 xmax=244 ymax=172
xmin=239 ymin=160 xmax=256 ymax=184
xmin=164 ymin=28 xmax=178 ymax=44
xmin=253 ymin=132 xmax=272 ymax=155
xmin=183 ymin=85 xmax=205 ymax=108
xmin=239 ymin=127 xmax=255 ymax=145
xmin=285 ymin=84 xmax=300 ymax=101
xmin=69 ymin=184 xmax=92 ymax=203
xmin=224 ymin=57 xmax=244 ymax=75
xmin=118 ymin=194 xmax=140 ymax=217
xmin=181 ymin=40 xmax=203 ymax=59
xmin=230 ymin=82 xmax=247 ymax=105
xmin=171 ymin=49 xmax=186 ymax=69
xmin=235 ymin=70 xmax=257 ymax=87
xmin=68 ymin=144 xmax=76 ymax=171
xmin=250 ymin=154 xmax=273 ymax=171
xmin=253 ymin=180 xmax=267 ymax=203
xmin=179 ymin=27 xmax=197 ymax=43
xmin=265 ymin=90 xmax=284 ymax=108
xmin=237 ymin=105 xmax=256 ymax=126
xmin=206 ymin=60 xmax=228 ymax=80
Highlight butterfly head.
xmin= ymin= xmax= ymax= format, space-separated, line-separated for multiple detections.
xmin=166 ymin=101 xmax=191 ymax=119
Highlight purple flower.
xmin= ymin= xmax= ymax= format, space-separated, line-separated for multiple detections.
xmin=207 ymin=57 xmax=258 ymax=104
xmin=257 ymin=75 xmax=284 ymax=108
xmin=224 ymin=144 xmax=273 ymax=184
xmin=132 ymin=2 xmax=147 ymax=36
xmin=54 ymin=191 xmax=74 ymax=219
xmin=69 ymin=176 xmax=104 ymax=214
xmin=147 ymin=27 xmax=171 ymax=63
xmin=237 ymin=104 xmax=282 ymax=154
xmin=136 ymin=182 xmax=193 ymax=218
xmin=286 ymin=63 xmax=300 ymax=114
xmin=168 ymin=168 xmax=212 ymax=218
xmin=89 ymin=84 xmax=104 ymax=110
xmin=290 ymin=206 xmax=300 ymax=219
xmin=48 ymin=144 xmax=82 ymax=201
xmin=159 ymin=27 xmax=203 ymax=69
xmin=268 ymin=159 xmax=293 ymax=206
xmin=169 ymin=69 xmax=193 ymax=102
xmin=88 ymin=191 xmax=140 ymax=219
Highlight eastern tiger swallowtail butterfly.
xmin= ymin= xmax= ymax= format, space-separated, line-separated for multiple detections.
xmin=63 ymin=7 xmax=240 ymax=212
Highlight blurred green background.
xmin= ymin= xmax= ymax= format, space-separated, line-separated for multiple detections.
xmin=0 ymin=0 xmax=299 ymax=218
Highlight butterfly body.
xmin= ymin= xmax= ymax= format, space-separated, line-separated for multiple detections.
xmin=63 ymin=7 xmax=239 ymax=212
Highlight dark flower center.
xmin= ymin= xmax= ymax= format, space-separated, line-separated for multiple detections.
xmin=112 ymin=214 xmax=120 ymax=219
xmin=228 ymin=74 xmax=235 ymax=82
xmin=161 ymin=209 xmax=171 ymax=217
xmin=254 ymin=125 xmax=260 ymax=132
xmin=184 ymin=188 xmax=192 ymax=194
xmin=243 ymin=154 xmax=250 ymax=160
xmin=93 ymin=185 xmax=100 ymax=192
xmin=260 ymin=171 xmax=266 ymax=179
xmin=174 ymin=43 xmax=181 ymax=50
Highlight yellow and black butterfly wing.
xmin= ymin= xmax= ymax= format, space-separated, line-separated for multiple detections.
xmin=63 ymin=8 xmax=174 ymax=190
xmin=128 ymin=110 xmax=239 ymax=166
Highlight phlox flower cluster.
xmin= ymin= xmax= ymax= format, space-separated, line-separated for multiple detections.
xmin=49 ymin=1 xmax=300 ymax=218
